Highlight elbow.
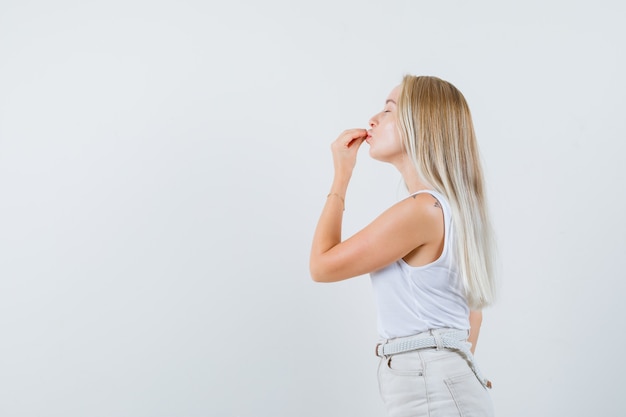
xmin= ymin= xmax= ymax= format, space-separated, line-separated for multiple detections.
xmin=309 ymin=250 xmax=350 ymax=283
xmin=310 ymin=267 xmax=346 ymax=283
xmin=309 ymin=263 xmax=327 ymax=283
xmin=310 ymin=273 xmax=324 ymax=283
xmin=309 ymin=258 xmax=333 ymax=283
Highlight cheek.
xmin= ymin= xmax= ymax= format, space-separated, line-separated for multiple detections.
xmin=369 ymin=130 xmax=403 ymax=161
xmin=384 ymin=124 xmax=402 ymax=149
xmin=383 ymin=120 xmax=400 ymax=139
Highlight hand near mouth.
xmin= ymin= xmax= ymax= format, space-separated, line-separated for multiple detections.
xmin=330 ymin=128 xmax=368 ymax=178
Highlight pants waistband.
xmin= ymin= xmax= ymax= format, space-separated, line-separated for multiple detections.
xmin=375 ymin=329 xmax=492 ymax=389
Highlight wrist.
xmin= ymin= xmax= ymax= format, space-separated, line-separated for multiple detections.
xmin=326 ymin=192 xmax=345 ymax=210
xmin=331 ymin=173 xmax=350 ymax=191
xmin=329 ymin=184 xmax=348 ymax=199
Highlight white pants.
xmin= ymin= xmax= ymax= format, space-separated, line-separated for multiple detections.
xmin=377 ymin=334 xmax=494 ymax=417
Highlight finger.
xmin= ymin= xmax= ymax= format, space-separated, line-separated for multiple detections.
xmin=339 ymin=129 xmax=368 ymax=146
xmin=346 ymin=128 xmax=368 ymax=139
xmin=346 ymin=136 xmax=365 ymax=149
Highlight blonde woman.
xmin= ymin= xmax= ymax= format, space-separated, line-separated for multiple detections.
xmin=310 ymin=75 xmax=496 ymax=416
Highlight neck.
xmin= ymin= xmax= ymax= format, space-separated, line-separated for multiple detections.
xmin=394 ymin=155 xmax=430 ymax=194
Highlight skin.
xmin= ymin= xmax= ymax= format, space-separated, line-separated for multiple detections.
xmin=310 ymin=85 xmax=482 ymax=354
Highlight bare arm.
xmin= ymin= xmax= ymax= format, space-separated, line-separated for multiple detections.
xmin=468 ymin=310 xmax=482 ymax=355
xmin=309 ymin=130 xmax=442 ymax=282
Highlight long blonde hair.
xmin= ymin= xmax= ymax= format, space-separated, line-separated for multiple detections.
xmin=397 ymin=75 xmax=496 ymax=309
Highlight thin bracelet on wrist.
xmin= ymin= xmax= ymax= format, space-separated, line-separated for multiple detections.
xmin=326 ymin=193 xmax=345 ymax=211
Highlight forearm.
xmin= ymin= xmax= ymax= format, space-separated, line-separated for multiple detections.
xmin=468 ymin=310 xmax=483 ymax=355
xmin=310 ymin=129 xmax=366 ymax=282
xmin=309 ymin=176 xmax=350 ymax=281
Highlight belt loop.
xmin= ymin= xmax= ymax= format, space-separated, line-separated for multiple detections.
xmin=375 ymin=338 xmax=388 ymax=358
xmin=433 ymin=330 xmax=443 ymax=350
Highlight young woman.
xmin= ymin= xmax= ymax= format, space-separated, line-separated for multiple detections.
xmin=310 ymin=75 xmax=497 ymax=416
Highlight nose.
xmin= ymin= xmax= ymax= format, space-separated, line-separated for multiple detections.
xmin=369 ymin=114 xmax=378 ymax=128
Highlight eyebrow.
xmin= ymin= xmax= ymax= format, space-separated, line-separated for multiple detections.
xmin=385 ymin=99 xmax=397 ymax=105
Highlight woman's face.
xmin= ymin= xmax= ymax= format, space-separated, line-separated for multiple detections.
xmin=366 ymin=85 xmax=403 ymax=163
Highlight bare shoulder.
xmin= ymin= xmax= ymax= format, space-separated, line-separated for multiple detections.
xmin=384 ymin=192 xmax=444 ymax=239
xmin=395 ymin=192 xmax=445 ymax=265
xmin=398 ymin=192 xmax=444 ymax=221
xmin=408 ymin=191 xmax=443 ymax=207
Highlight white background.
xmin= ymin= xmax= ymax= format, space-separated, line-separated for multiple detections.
xmin=1 ymin=1 xmax=625 ymax=416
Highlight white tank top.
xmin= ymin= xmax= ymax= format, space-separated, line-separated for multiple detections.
xmin=370 ymin=190 xmax=470 ymax=339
